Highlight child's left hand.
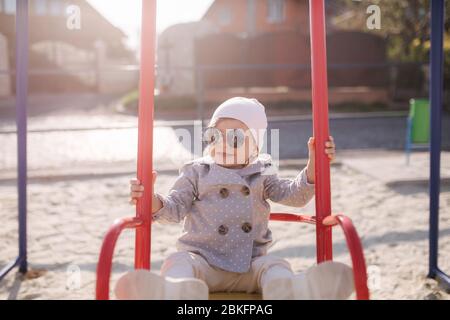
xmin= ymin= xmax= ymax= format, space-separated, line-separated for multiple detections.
xmin=306 ymin=136 xmax=336 ymax=184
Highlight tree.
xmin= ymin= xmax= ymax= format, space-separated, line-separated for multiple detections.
xmin=331 ymin=0 xmax=450 ymax=62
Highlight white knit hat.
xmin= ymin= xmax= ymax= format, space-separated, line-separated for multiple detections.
xmin=209 ymin=97 xmax=268 ymax=151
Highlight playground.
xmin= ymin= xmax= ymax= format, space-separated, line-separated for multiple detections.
xmin=0 ymin=143 xmax=449 ymax=299
xmin=0 ymin=0 xmax=449 ymax=300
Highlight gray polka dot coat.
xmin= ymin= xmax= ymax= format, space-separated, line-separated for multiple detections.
xmin=153 ymin=154 xmax=315 ymax=273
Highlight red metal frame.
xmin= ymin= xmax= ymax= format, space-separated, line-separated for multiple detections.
xmin=309 ymin=0 xmax=333 ymax=263
xmin=323 ymin=215 xmax=370 ymax=300
xmin=95 ymin=0 xmax=370 ymax=300
xmin=134 ymin=0 xmax=156 ymax=270
xmin=96 ymin=217 xmax=143 ymax=300
xmin=96 ymin=213 xmax=369 ymax=300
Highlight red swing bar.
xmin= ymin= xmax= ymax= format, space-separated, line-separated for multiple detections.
xmin=134 ymin=0 xmax=156 ymax=271
xmin=95 ymin=0 xmax=369 ymax=300
xmin=309 ymin=0 xmax=333 ymax=264
xmin=97 ymin=0 xmax=156 ymax=300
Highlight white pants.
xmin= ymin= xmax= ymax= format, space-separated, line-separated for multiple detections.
xmin=160 ymin=251 xmax=294 ymax=294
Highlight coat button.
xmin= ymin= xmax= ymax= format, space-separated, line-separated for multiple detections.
xmin=241 ymin=222 xmax=252 ymax=233
xmin=241 ymin=186 xmax=250 ymax=196
xmin=219 ymin=188 xmax=229 ymax=198
xmin=218 ymin=224 xmax=228 ymax=235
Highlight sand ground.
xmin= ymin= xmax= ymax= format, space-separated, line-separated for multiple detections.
xmin=0 ymin=150 xmax=449 ymax=300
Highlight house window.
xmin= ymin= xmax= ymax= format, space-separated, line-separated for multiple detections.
xmin=267 ymin=0 xmax=285 ymax=23
xmin=4 ymin=0 xmax=16 ymax=14
xmin=34 ymin=0 xmax=47 ymax=16
xmin=218 ymin=7 xmax=232 ymax=26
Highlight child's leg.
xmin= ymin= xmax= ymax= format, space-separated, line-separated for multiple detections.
xmin=114 ymin=251 xmax=209 ymax=300
xmin=162 ymin=251 xmax=242 ymax=294
xmin=160 ymin=251 xmax=198 ymax=278
xmin=251 ymin=255 xmax=296 ymax=297
xmin=221 ymin=255 xmax=294 ymax=294
xmin=261 ymin=260 xmax=355 ymax=300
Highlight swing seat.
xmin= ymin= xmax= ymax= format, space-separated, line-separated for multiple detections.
xmin=95 ymin=213 xmax=369 ymax=300
xmin=209 ymin=292 xmax=262 ymax=300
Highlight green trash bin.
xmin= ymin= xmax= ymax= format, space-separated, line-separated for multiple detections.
xmin=409 ymin=99 xmax=430 ymax=144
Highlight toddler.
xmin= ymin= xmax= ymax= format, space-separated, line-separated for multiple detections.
xmin=116 ymin=97 xmax=354 ymax=300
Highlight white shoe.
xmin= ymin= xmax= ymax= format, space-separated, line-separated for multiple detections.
xmin=115 ymin=270 xmax=209 ymax=300
xmin=262 ymin=261 xmax=354 ymax=300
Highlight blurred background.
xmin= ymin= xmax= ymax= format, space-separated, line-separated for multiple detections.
xmin=0 ymin=0 xmax=449 ymax=165
xmin=0 ymin=0 xmax=449 ymax=300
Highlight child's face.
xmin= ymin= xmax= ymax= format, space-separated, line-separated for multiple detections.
xmin=207 ymin=118 xmax=257 ymax=168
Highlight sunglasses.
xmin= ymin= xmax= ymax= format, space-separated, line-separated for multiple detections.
xmin=203 ymin=127 xmax=247 ymax=149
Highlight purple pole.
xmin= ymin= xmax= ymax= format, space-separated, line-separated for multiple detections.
xmin=16 ymin=0 xmax=28 ymax=274
xmin=0 ymin=0 xmax=29 ymax=282
xmin=428 ymin=0 xmax=449 ymax=291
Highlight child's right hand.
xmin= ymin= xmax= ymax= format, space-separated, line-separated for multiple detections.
xmin=129 ymin=171 xmax=158 ymax=207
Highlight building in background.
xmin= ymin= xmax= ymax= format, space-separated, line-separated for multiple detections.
xmin=157 ymin=20 xmax=218 ymax=96
xmin=202 ymin=0 xmax=315 ymax=36
xmin=0 ymin=0 xmax=138 ymax=96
